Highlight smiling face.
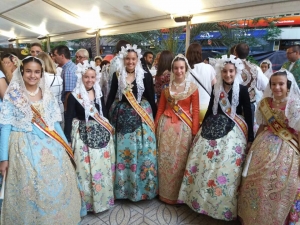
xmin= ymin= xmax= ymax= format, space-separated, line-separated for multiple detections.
xmin=172 ymin=60 xmax=187 ymax=81
xmin=82 ymin=69 xmax=96 ymax=90
xmin=22 ymin=61 xmax=42 ymax=89
xmin=270 ymin=75 xmax=288 ymax=99
xmin=221 ymin=63 xmax=236 ymax=84
xmin=124 ymin=51 xmax=138 ymax=72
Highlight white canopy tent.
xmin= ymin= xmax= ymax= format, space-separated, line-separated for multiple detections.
xmin=0 ymin=0 xmax=298 ymax=51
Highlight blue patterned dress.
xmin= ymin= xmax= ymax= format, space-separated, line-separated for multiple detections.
xmin=106 ymin=72 xmax=158 ymax=201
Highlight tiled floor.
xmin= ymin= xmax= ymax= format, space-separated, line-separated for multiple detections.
xmin=80 ymin=198 xmax=241 ymax=225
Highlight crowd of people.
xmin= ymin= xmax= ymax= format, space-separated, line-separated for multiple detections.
xmin=0 ymin=40 xmax=300 ymax=225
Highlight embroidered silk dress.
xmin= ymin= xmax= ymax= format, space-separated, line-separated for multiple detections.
xmin=65 ymin=94 xmax=115 ymax=213
xmin=238 ymin=98 xmax=300 ymax=225
xmin=0 ymin=100 xmax=83 ymax=225
xmin=178 ymin=85 xmax=254 ymax=220
xmin=155 ymin=82 xmax=199 ymax=204
xmin=106 ymin=72 xmax=158 ymax=201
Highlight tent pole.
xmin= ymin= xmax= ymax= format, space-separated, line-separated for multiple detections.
xmin=185 ymin=20 xmax=191 ymax=53
xmin=96 ymin=31 xmax=100 ymax=57
xmin=46 ymin=36 xmax=51 ymax=52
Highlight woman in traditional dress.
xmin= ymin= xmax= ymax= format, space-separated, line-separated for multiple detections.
xmin=106 ymin=44 xmax=158 ymax=201
xmin=154 ymin=50 xmax=173 ymax=104
xmin=186 ymin=43 xmax=216 ymax=124
xmin=178 ymin=55 xmax=254 ymax=221
xmin=238 ymin=69 xmax=300 ymax=225
xmin=64 ymin=62 xmax=115 ymax=213
xmin=155 ymin=54 xmax=199 ymax=204
xmin=0 ymin=56 xmax=85 ymax=224
xmin=260 ymin=59 xmax=273 ymax=79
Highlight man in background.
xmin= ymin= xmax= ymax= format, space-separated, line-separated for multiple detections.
xmin=75 ymin=49 xmax=89 ymax=65
xmin=282 ymin=45 xmax=300 ymax=87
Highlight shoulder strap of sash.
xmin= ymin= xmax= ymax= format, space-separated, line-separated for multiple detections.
xmin=122 ymin=88 xmax=155 ymax=133
xmin=30 ymin=105 xmax=76 ymax=168
xmin=260 ymin=98 xmax=299 ymax=153
xmin=164 ymin=88 xmax=193 ymax=130
xmin=72 ymin=92 xmax=114 ymax=135
xmin=218 ymin=91 xmax=248 ymax=141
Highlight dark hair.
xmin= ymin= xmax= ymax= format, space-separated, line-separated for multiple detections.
xmin=1 ymin=53 xmax=15 ymax=62
xmin=143 ymin=51 xmax=153 ymax=58
xmin=288 ymin=45 xmax=300 ymax=53
xmin=235 ymin=43 xmax=249 ymax=59
xmin=230 ymin=45 xmax=237 ymax=55
xmin=20 ymin=56 xmax=43 ymax=77
xmin=53 ymin=45 xmax=71 ymax=59
xmin=172 ymin=57 xmax=188 ymax=72
xmin=115 ymin=40 xmax=130 ymax=53
xmin=269 ymin=71 xmax=291 ymax=89
xmin=100 ymin=60 xmax=110 ymax=70
xmin=186 ymin=43 xmax=202 ymax=69
xmin=156 ymin=50 xmax=173 ymax=76
xmin=30 ymin=42 xmax=42 ymax=49
xmin=261 ymin=61 xmax=270 ymax=69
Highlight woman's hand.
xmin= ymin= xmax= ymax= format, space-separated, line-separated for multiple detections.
xmin=0 ymin=161 xmax=9 ymax=178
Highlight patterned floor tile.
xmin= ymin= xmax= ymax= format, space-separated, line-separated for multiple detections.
xmin=81 ymin=199 xmax=241 ymax=225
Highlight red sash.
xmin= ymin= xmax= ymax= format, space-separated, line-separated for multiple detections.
xmin=164 ymin=88 xmax=193 ymax=130
xmin=30 ymin=105 xmax=76 ymax=168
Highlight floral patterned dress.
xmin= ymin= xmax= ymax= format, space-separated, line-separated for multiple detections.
xmin=238 ymin=98 xmax=300 ymax=225
xmin=106 ymin=73 xmax=158 ymax=202
xmin=178 ymin=85 xmax=253 ymax=221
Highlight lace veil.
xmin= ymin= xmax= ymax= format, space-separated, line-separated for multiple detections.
xmin=117 ymin=44 xmax=145 ymax=102
xmin=169 ymin=54 xmax=192 ymax=97
xmin=0 ymin=56 xmax=62 ymax=131
xmin=74 ymin=61 xmax=103 ymax=122
xmin=213 ymin=55 xmax=244 ymax=118
xmin=260 ymin=59 xmax=273 ymax=79
xmin=256 ymin=69 xmax=300 ymax=131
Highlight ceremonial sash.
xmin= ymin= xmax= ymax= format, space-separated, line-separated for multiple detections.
xmin=30 ymin=105 xmax=76 ymax=168
xmin=122 ymin=88 xmax=155 ymax=133
xmin=72 ymin=93 xmax=114 ymax=136
xmin=218 ymin=91 xmax=248 ymax=140
xmin=164 ymin=88 xmax=193 ymax=130
xmin=260 ymin=98 xmax=299 ymax=154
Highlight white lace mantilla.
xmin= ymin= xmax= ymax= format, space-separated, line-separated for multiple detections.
xmin=0 ymin=58 xmax=61 ymax=131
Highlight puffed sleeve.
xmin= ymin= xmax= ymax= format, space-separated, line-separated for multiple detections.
xmin=143 ymin=72 xmax=157 ymax=118
xmin=0 ymin=124 xmax=12 ymax=161
xmin=155 ymin=89 xmax=167 ymax=127
xmin=106 ymin=72 xmax=118 ymax=113
xmin=202 ymin=86 xmax=215 ymax=124
xmin=191 ymin=89 xmax=200 ymax=135
xmin=64 ymin=94 xmax=77 ymax=142
xmin=240 ymin=85 xmax=254 ymax=142
xmin=100 ymin=96 xmax=108 ymax=119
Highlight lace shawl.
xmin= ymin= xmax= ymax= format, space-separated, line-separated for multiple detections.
xmin=0 ymin=57 xmax=61 ymax=131
xmin=117 ymin=44 xmax=145 ymax=103
xmin=256 ymin=69 xmax=300 ymax=131
xmin=213 ymin=55 xmax=244 ymax=118
xmin=74 ymin=61 xmax=103 ymax=122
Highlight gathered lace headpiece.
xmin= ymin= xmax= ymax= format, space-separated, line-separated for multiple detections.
xmin=74 ymin=61 xmax=103 ymax=122
xmin=256 ymin=68 xmax=300 ymax=130
xmin=0 ymin=56 xmax=61 ymax=131
xmin=213 ymin=54 xmax=244 ymax=118
xmin=260 ymin=59 xmax=273 ymax=79
xmin=118 ymin=44 xmax=145 ymax=102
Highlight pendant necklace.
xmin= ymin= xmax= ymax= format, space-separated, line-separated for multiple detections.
xmin=26 ymin=87 xmax=39 ymax=96
xmin=272 ymin=97 xmax=288 ymax=107
xmin=173 ymin=80 xmax=185 ymax=90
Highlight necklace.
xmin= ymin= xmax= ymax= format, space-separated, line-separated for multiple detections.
xmin=126 ymin=70 xmax=135 ymax=76
xmin=86 ymin=87 xmax=93 ymax=93
xmin=26 ymin=87 xmax=39 ymax=97
xmin=272 ymin=97 xmax=288 ymax=106
xmin=173 ymin=80 xmax=185 ymax=90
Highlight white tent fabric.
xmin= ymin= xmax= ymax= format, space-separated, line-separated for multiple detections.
xmin=0 ymin=0 xmax=298 ymax=44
